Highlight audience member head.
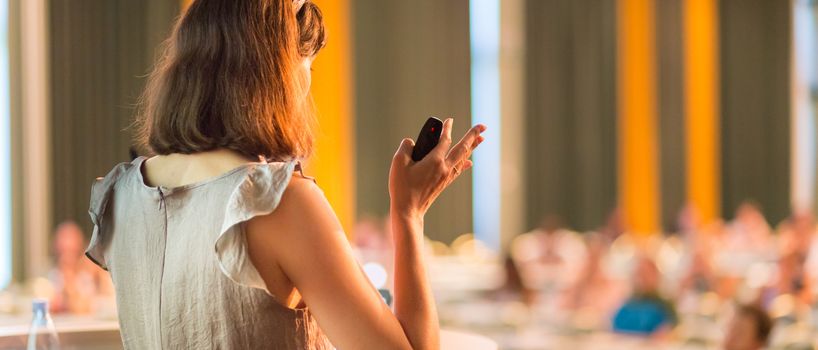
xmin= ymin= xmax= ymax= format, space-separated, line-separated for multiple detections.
xmin=600 ymin=208 xmax=624 ymax=241
xmin=735 ymin=201 xmax=767 ymax=228
xmin=677 ymin=203 xmax=702 ymax=234
xmin=724 ymin=304 xmax=772 ymax=350
xmin=536 ymin=214 xmax=565 ymax=262
xmin=634 ymin=255 xmax=661 ymax=295
xmin=537 ymin=215 xmax=563 ymax=235
xmin=353 ymin=215 xmax=387 ymax=250
xmin=790 ymin=209 xmax=816 ymax=235
xmin=53 ymin=221 xmax=85 ymax=267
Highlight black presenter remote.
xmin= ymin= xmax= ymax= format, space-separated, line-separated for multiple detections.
xmin=411 ymin=117 xmax=444 ymax=162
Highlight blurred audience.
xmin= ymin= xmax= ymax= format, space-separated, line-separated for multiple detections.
xmin=344 ymin=201 xmax=816 ymax=347
xmin=562 ymin=232 xmax=627 ymax=317
xmin=716 ymin=202 xmax=774 ymax=283
xmin=511 ymin=215 xmax=586 ymax=294
xmin=352 ymin=215 xmax=395 ymax=290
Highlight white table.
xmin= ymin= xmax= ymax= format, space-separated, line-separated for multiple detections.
xmin=0 ymin=316 xmax=496 ymax=350
xmin=0 ymin=315 xmax=121 ymax=349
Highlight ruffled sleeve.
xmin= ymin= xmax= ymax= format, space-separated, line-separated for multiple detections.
xmin=86 ymin=161 xmax=134 ymax=271
xmin=214 ymin=160 xmax=298 ymax=293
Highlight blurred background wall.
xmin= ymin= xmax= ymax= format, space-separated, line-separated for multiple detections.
xmin=354 ymin=0 xmax=474 ymax=244
xmin=720 ymin=0 xmax=791 ymax=223
xmin=48 ymin=0 xmax=180 ymax=248
xmin=2 ymin=0 xmax=816 ymax=283
xmin=524 ymin=0 xmax=618 ymax=232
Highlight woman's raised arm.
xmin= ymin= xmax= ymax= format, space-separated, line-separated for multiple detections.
xmin=246 ymin=119 xmax=485 ymax=349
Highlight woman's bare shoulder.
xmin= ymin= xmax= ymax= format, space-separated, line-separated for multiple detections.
xmin=249 ymin=172 xmax=342 ymax=239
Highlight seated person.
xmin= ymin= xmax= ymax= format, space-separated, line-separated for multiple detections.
xmin=48 ymin=221 xmax=114 ymax=314
xmin=562 ymin=233 xmax=627 ymax=317
xmin=611 ymin=256 xmax=677 ymax=335
xmin=492 ymin=255 xmax=535 ymax=305
xmin=758 ymin=251 xmax=812 ymax=309
xmin=723 ymin=304 xmax=772 ymax=350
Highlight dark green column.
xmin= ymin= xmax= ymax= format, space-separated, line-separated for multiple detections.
xmin=49 ymin=0 xmax=179 ymax=235
xmin=524 ymin=0 xmax=618 ymax=232
xmin=657 ymin=0 xmax=686 ymax=231
xmin=719 ymin=0 xmax=791 ymax=223
xmin=354 ymin=1 xmax=473 ymax=243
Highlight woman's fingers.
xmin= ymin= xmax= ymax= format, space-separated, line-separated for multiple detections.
xmin=449 ymin=158 xmax=474 ymax=180
xmin=446 ymin=132 xmax=483 ymax=183
xmin=429 ymin=118 xmax=454 ymax=158
xmin=462 ymin=159 xmax=474 ymax=172
xmin=446 ymin=124 xmax=486 ymax=167
xmin=454 ymin=160 xmax=474 ymax=175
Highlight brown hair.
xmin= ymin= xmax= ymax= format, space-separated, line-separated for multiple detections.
xmin=738 ymin=304 xmax=773 ymax=345
xmin=136 ymin=0 xmax=326 ymax=160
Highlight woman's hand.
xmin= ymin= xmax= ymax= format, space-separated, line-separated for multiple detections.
xmin=389 ymin=118 xmax=486 ymax=220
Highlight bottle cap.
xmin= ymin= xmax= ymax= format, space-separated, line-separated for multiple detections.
xmin=32 ymin=298 xmax=48 ymax=314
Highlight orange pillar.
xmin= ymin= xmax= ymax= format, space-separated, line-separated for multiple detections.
xmin=306 ymin=0 xmax=355 ymax=235
xmin=617 ymin=0 xmax=660 ymax=234
xmin=684 ymin=0 xmax=720 ymax=223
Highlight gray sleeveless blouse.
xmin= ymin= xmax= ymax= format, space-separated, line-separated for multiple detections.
xmin=85 ymin=157 xmax=333 ymax=349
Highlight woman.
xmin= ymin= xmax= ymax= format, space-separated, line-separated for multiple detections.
xmin=84 ymin=0 xmax=485 ymax=349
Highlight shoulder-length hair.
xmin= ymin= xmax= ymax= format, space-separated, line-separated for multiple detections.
xmin=136 ymin=0 xmax=326 ymax=161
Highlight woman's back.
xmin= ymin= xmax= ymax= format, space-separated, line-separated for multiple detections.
xmin=86 ymin=153 xmax=332 ymax=349
xmin=92 ymin=0 xmax=488 ymax=347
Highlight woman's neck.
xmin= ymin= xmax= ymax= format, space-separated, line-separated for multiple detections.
xmin=143 ymin=148 xmax=259 ymax=188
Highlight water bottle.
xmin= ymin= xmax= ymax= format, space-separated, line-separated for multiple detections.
xmin=27 ymin=299 xmax=61 ymax=350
